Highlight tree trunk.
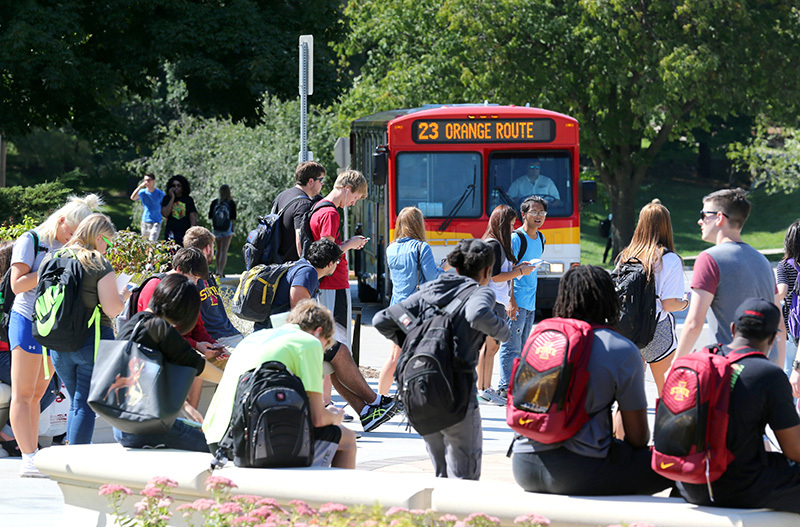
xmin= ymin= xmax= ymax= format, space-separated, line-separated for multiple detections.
xmin=0 ymin=134 xmax=5 ymax=187
xmin=697 ymin=141 xmax=712 ymax=179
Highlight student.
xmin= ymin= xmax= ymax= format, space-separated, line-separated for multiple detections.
xmin=114 ymin=274 xmax=223 ymax=452
xmin=8 ymin=194 xmax=102 ymax=477
xmin=272 ymin=161 xmax=326 ymax=263
xmin=615 ymin=200 xmax=688 ymax=394
xmin=204 ymin=300 xmax=357 ymax=468
xmin=130 ymin=173 xmax=165 ymax=242
xmin=161 ymin=174 xmax=198 ymax=247
xmin=207 ymin=184 xmax=237 ymax=277
xmin=379 ymin=206 xmax=443 ymax=395
xmin=675 ymin=298 xmax=800 ymax=514
xmin=374 ymin=239 xmax=510 ymax=480
xmin=49 ymin=214 xmax=129 ymax=445
xmin=777 ymin=220 xmax=800 ymax=377
xmin=511 ymin=265 xmax=671 ymax=496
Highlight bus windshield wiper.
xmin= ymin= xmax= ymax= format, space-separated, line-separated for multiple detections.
xmin=437 ymin=184 xmax=475 ymax=234
xmin=494 ymin=186 xmax=515 ymax=209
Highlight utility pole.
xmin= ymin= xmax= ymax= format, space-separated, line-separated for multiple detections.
xmin=299 ymin=35 xmax=314 ymax=163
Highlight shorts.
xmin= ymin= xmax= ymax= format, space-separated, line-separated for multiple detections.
xmin=324 ymin=341 xmax=342 ymax=363
xmin=312 ymin=424 xmax=342 ymax=467
xmin=213 ymin=221 xmax=234 ymax=239
xmin=9 ymin=311 xmax=43 ymax=355
xmin=640 ymin=313 xmax=676 ymax=363
xmin=319 ymin=289 xmax=352 ymax=347
xmin=140 ymin=221 xmax=161 ymax=243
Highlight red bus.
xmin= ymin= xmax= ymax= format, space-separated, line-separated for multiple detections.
xmin=350 ymin=104 xmax=595 ymax=310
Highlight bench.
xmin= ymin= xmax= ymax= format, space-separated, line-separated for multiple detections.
xmin=35 ymin=444 xmax=798 ymax=527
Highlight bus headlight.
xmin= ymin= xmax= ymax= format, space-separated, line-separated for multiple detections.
xmin=549 ymin=263 xmax=564 ymax=273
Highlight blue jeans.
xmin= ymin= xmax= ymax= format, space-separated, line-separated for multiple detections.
xmin=113 ymin=419 xmax=209 ymax=452
xmin=51 ymin=326 xmax=115 ymax=444
xmin=498 ymin=307 xmax=536 ymax=390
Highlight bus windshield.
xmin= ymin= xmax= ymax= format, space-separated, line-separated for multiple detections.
xmin=396 ymin=152 xmax=482 ymax=218
xmin=487 ymin=152 xmax=572 ymax=217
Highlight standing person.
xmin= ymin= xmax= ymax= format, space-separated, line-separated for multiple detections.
xmin=374 ymin=239 xmax=509 ymax=480
xmin=114 ymin=274 xmax=223 ymax=452
xmin=510 ymin=266 xmax=671 ymax=496
xmin=130 ymin=173 xmax=165 ymax=243
xmin=273 ymin=161 xmax=325 ymax=263
xmin=478 ymin=205 xmax=530 ymax=405
xmin=208 ymin=184 xmax=237 ymax=277
xmin=672 ymin=188 xmax=784 ymax=366
xmin=8 ymin=194 xmax=101 ymax=477
xmin=378 ymin=206 xmax=443 ymax=395
xmin=497 ymin=196 xmax=544 ymax=400
xmin=49 ymin=214 xmax=130 ymax=446
xmin=777 ymin=220 xmax=800 ymax=377
xmin=161 ymin=175 xmax=197 ymax=247
xmin=615 ymin=200 xmax=689 ymax=394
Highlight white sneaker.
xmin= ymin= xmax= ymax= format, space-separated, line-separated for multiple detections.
xmin=20 ymin=455 xmax=48 ymax=478
xmin=480 ymin=387 xmax=507 ymax=406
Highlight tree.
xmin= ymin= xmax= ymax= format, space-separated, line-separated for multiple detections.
xmin=0 ymin=0 xmax=345 ymax=139
xmin=338 ymin=0 xmax=800 ymax=251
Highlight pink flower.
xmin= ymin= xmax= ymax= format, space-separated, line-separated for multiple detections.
xmin=386 ymin=506 xmax=409 ymax=516
xmin=235 ymin=494 xmax=262 ymax=505
xmin=149 ymin=476 xmax=178 ymax=488
xmin=134 ymin=499 xmax=149 ymax=514
xmin=319 ymin=502 xmax=348 ymax=514
xmin=514 ymin=514 xmax=550 ymax=526
xmin=256 ymin=498 xmax=280 ymax=508
xmin=157 ymin=497 xmax=173 ymax=508
xmin=215 ymin=501 xmax=244 ymax=515
xmin=98 ymin=484 xmax=132 ymax=496
xmin=289 ymin=499 xmax=309 ymax=507
xmin=140 ymin=484 xmax=163 ymax=498
xmin=628 ymin=524 xmax=655 ymax=527
xmin=410 ymin=509 xmax=426 ymax=515
xmin=294 ymin=504 xmax=317 ymax=517
xmin=252 ymin=506 xmax=275 ymax=519
xmin=255 ymin=523 xmax=277 ymax=527
xmin=177 ymin=503 xmax=195 ymax=512
xmin=233 ymin=516 xmax=261 ymax=525
xmin=465 ymin=512 xmax=500 ymax=526
xmin=439 ymin=514 xmax=459 ymax=522
xmin=190 ymin=498 xmax=217 ymax=511
xmin=206 ymin=475 xmax=238 ymax=491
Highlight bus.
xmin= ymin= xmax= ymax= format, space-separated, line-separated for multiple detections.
xmin=349 ymin=104 xmax=595 ymax=311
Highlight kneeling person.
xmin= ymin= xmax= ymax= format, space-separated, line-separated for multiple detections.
xmin=204 ymin=300 xmax=356 ymax=468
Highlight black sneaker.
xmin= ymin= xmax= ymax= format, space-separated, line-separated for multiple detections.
xmin=496 ymin=387 xmax=508 ymax=403
xmin=360 ymin=395 xmax=398 ymax=432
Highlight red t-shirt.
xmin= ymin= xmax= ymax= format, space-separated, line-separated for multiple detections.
xmin=310 ymin=201 xmax=349 ymax=290
xmin=137 ymin=275 xmax=215 ymax=348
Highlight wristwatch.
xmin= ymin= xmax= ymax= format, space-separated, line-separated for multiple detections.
xmin=792 ymin=359 xmax=800 ymax=371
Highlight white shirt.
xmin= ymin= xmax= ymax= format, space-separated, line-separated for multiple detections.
xmin=508 ymin=175 xmax=560 ymax=200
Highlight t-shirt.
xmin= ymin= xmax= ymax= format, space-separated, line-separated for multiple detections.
xmin=511 ymin=229 xmax=544 ymax=311
xmin=197 ymin=275 xmax=240 ymax=339
xmin=486 ymin=238 xmax=512 ymax=307
xmin=692 ymin=242 xmax=777 ymax=355
xmin=386 ymin=238 xmax=443 ymax=306
xmin=777 ymin=259 xmax=798 ymax=336
xmin=270 ymin=260 xmax=319 ymax=316
xmin=202 ymin=325 xmax=324 ymax=444
xmin=508 ymin=175 xmax=560 ymax=200
xmin=117 ymin=311 xmax=206 ymax=376
xmin=677 ymin=350 xmax=800 ymax=508
xmin=10 ymin=229 xmax=58 ymax=321
xmin=513 ymin=328 xmax=647 ymax=458
xmin=138 ymin=188 xmax=166 ymax=223
xmin=74 ymin=251 xmax=115 ymax=328
xmin=207 ymin=199 xmax=237 ymax=230
xmin=161 ymin=194 xmax=197 ymax=246
xmin=309 ymin=200 xmax=349 ymax=290
xmin=272 ymin=187 xmax=315 ymax=263
xmin=654 ymin=251 xmax=684 ymax=320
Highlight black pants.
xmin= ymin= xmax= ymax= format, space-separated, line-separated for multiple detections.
xmin=512 ymin=440 xmax=672 ymax=496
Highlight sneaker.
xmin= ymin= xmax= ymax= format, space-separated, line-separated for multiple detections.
xmin=480 ymin=387 xmax=507 ymax=406
xmin=20 ymin=455 xmax=48 ymax=478
xmin=361 ymin=395 xmax=398 ymax=432
xmin=496 ymin=387 xmax=508 ymax=402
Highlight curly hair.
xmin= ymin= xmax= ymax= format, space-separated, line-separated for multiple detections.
xmin=166 ymin=174 xmax=192 ymax=196
xmin=553 ymin=265 xmax=619 ymax=326
xmin=446 ymin=239 xmax=494 ymax=282
xmin=306 ymin=239 xmax=342 ymax=269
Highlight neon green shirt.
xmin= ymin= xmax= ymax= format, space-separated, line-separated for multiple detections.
xmin=203 ymin=324 xmax=323 ymax=444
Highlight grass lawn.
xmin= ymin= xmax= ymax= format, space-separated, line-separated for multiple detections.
xmin=579 ymin=177 xmax=798 ymax=267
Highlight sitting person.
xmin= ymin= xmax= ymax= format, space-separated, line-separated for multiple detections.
xmin=114 ymin=274 xmax=223 ymax=452
xmin=675 ymin=298 xmax=800 ymax=513
xmin=510 ymin=265 xmax=671 ymax=495
xmin=204 ymin=300 xmax=356 ymax=468
xmin=507 ymin=163 xmax=560 ymax=203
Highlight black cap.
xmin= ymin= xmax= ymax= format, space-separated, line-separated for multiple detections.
xmin=734 ymin=298 xmax=780 ymax=334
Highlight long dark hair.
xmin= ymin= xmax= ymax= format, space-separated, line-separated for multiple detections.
xmin=784 ymin=220 xmax=800 ymax=262
xmin=482 ymin=205 xmax=518 ymax=264
xmin=166 ymin=174 xmax=191 ymax=196
xmin=149 ymin=274 xmax=201 ymax=335
xmin=553 ymin=265 xmax=619 ymax=326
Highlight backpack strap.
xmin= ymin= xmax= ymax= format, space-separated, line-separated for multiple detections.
xmin=443 ymin=283 xmax=479 ymax=317
xmin=272 ymin=194 xmax=312 ymax=216
xmin=385 ymin=304 xmax=419 ymax=335
xmin=513 ymin=228 xmax=527 ymax=262
xmin=415 ymin=241 xmax=424 ymax=288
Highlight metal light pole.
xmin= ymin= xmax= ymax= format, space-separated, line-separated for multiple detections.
xmin=299 ymin=35 xmax=314 ymax=163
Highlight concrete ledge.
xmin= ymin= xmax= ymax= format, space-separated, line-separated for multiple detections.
xmin=35 ymin=444 xmax=798 ymax=527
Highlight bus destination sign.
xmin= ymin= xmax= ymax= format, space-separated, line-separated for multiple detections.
xmin=411 ymin=118 xmax=556 ymax=144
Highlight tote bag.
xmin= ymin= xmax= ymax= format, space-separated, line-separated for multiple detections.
xmin=88 ymin=320 xmax=197 ymax=434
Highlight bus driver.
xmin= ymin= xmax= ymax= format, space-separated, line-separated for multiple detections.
xmin=508 ymin=163 xmax=560 ymax=204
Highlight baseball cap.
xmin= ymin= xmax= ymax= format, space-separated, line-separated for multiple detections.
xmin=733 ymin=298 xmax=780 ymax=334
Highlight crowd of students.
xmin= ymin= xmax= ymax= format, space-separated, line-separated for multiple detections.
xmin=1 ymin=173 xmax=800 ymax=516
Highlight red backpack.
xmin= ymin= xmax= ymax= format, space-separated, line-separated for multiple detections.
xmin=652 ymin=345 xmax=765 ymax=489
xmin=506 ymin=318 xmax=597 ymax=443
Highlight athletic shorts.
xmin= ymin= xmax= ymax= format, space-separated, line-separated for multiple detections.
xmin=312 ymin=425 xmax=342 ymax=467
xmin=319 ymin=289 xmax=352 ymax=347
xmin=140 ymin=221 xmax=161 ymax=243
xmin=9 ymin=311 xmax=42 ymax=355
xmin=324 ymin=341 xmax=342 ymax=363
xmin=640 ymin=313 xmax=676 ymax=363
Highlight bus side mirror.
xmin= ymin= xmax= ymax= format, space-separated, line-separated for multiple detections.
xmin=373 ymin=146 xmax=388 ymax=186
xmin=581 ymin=180 xmax=597 ymax=203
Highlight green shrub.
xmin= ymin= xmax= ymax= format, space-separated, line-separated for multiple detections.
xmin=105 ymin=229 xmax=177 ymax=280
xmin=0 ymin=215 xmax=39 ymax=241
xmin=0 ymin=180 xmax=73 ymax=224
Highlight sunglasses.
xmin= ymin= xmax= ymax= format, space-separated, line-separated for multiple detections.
xmin=314 ymin=177 xmax=325 ymax=182
xmin=102 ymin=235 xmax=114 ymax=247
xmin=529 ymin=165 xmax=541 ymax=169
xmin=699 ymin=210 xmax=728 ymax=221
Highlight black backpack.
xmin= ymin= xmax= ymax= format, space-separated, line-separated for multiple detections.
xmin=212 ymin=200 xmax=232 ymax=232
xmin=610 ymin=257 xmax=658 ymax=348
xmin=0 ymin=231 xmax=41 ymax=343
xmin=389 ymin=285 xmax=477 ymax=436
xmin=231 ymin=262 xmax=296 ymax=322
xmin=298 ymin=200 xmax=337 ymax=259
xmin=242 ymin=195 xmax=311 ymax=270
xmin=213 ymin=361 xmax=314 ymax=468
xmin=115 ymin=273 xmax=166 ymax=330
xmin=514 ymin=228 xmax=545 ymax=262
xmin=32 ymin=249 xmax=99 ymax=353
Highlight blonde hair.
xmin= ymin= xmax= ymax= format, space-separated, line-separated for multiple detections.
xmin=395 ymin=207 xmax=426 ymax=242
xmin=38 ymin=194 xmax=104 ymax=244
xmin=616 ymin=199 xmax=681 ymax=279
xmin=334 ymin=170 xmax=368 ymax=198
xmin=63 ymin=213 xmax=116 ymax=272
xmin=286 ymin=299 xmax=334 ymax=343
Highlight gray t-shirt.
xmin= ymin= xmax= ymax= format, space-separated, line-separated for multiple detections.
xmin=513 ymin=328 xmax=646 ymax=458
xmin=10 ymin=230 xmax=61 ymax=321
